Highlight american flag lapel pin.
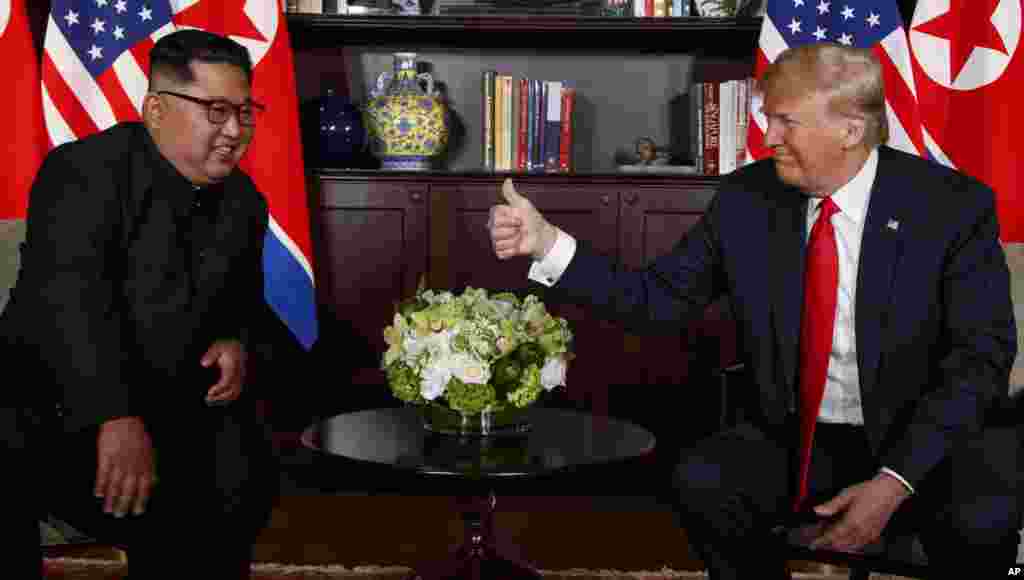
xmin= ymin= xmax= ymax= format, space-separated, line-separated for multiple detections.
xmin=886 ymin=219 xmax=900 ymax=231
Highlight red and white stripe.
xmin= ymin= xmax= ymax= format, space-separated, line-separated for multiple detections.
xmin=41 ymin=14 xmax=175 ymax=148
xmin=746 ymin=16 xmax=926 ymax=164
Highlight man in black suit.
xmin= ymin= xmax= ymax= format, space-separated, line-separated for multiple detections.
xmin=1 ymin=29 xmax=276 ymax=579
xmin=489 ymin=43 xmax=1020 ymax=578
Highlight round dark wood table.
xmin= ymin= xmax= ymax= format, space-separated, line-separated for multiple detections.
xmin=301 ymin=406 xmax=656 ymax=580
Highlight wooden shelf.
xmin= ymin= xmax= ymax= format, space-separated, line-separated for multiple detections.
xmin=312 ymin=168 xmax=724 ymax=187
xmin=286 ymin=14 xmax=762 ymax=52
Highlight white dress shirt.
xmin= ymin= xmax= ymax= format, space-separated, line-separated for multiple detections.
xmin=526 ymin=148 xmax=913 ymax=494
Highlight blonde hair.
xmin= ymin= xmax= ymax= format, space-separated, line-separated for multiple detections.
xmin=759 ymin=43 xmax=888 ymax=147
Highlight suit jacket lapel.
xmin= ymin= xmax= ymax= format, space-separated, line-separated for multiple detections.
xmin=856 ymin=147 xmax=906 ymax=404
xmin=770 ymin=186 xmax=808 ymax=396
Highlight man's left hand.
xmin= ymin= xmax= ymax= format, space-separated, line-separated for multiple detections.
xmin=809 ymin=473 xmax=911 ymax=552
xmin=201 ymin=339 xmax=246 ymax=405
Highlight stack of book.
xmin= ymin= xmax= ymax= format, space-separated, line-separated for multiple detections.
xmin=482 ymin=72 xmax=576 ymax=174
xmin=438 ymin=0 xmax=603 ymax=15
xmin=600 ymin=0 xmax=692 ymax=17
xmin=687 ymin=77 xmax=755 ymax=176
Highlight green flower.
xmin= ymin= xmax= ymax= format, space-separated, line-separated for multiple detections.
xmin=515 ymin=342 xmax=545 ymax=367
xmin=445 ymin=377 xmax=496 ymax=414
xmin=386 ymin=362 xmax=421 ymax=403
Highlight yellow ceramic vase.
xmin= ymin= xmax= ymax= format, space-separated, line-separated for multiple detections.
xmin=363 ymin=53 xmax=450 ymax=171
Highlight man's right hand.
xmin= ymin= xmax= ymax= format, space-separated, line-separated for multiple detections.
xmin=489 ymin=178 xmax=558 ymax=261
xmin=95 ymin=416 xmax=156 ymax=518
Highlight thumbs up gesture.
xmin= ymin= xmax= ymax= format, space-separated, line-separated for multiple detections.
xmin=488 ymin=178 xmax=558 ymax=261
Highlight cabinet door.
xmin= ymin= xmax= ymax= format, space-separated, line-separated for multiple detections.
xmin=432 ymin=181 xmax=621 ymax=411
xmin=617 ymin=185 xmax=718 ymax=382
xmin=316 ymin=178 xmax=429 ymax=353
xmin=615 ymin=185 xmax=733 ymax=458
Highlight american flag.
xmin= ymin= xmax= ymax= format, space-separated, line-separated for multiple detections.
xmin=747 ymin=0 xmax=925 ymax=162
xmin=41 ymin=0 xmax=319 ymax=350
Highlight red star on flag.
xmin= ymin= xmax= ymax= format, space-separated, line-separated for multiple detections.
xmin=913 ymin=0 xmax=1008 ymax=82
xmin=173 ymin=0 xmax=267 ymax=43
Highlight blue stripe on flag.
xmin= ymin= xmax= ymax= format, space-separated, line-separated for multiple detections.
xmin=263 ymin=229 xmax=318 ymax=350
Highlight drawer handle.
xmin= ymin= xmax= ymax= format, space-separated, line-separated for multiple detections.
xmin=410 ymin=191 xmax=424 ymax=203
xmin=624 ymin=193 xmax=639 ymax=206
xmin=600 ymin=194 xmax=611 ymax=206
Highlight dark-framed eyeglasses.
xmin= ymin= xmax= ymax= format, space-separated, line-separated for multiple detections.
xmin=157 ymin=91 xmax=265 ymax=127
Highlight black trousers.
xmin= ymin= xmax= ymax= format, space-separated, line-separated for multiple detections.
xmin=670 ymin=419 xmax=1022 ymax=580
xmin=5 ymin=399 xmax=278 ymax=580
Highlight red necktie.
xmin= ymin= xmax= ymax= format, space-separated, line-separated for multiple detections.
xmin=794 ymin=196 xmax=839 ymax=511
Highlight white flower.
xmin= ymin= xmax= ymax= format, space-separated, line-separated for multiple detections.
xmin=404 ymin=328 xmax=451 ymax=361
xmin=447 ymin=353 xmax=491 ymax=385
xmin=540 ymin=356 xmax=567 ymax=391
xmin=420 ymin=365 xmax=451 ymax=400
xmin=491 ymin=299 xmax=517 ymax=319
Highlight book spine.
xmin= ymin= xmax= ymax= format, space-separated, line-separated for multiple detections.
xmin=696 ymin=83 xmax=704 ymax=172
xmin=536 ymin=79 xmax=544 ymax=172
xmin=736 ymin=77 xmax=748 ymax=169
xmin=671 ymin=0 xmax=681 ymax=17
xmin=645 ymin=0 xmax=654 ymax=17
xmin=559 ymin=85 xmax=575 ymax=173
xmin=695 ymin=82 xmax=703 ymax=170
xmin=511 ymin=77 xmax=520 ymax=172
xmin=654 ymin=0 xmax=667 ymax=17
xmin=504 ymin=76 xmax=514 ymax=171
xmin=689 ymin=82 xmax=701 ymax=170
xmin=703 ymin=81 xmax=720 ymax=176
xmin=538 ymin=81 xmax=547 ymax=173
xmin=495 ymin=75 xmax=505 ymax=171
xmin=518 ymin=77 xmax=528 ymax=172
xmin=526 ymin=79 xmax=535 ymax=172
xmin=482 ymin=70 xmax=495 ymax=171
xmin=544 ymin=81 xmax=562 ymax=173
xmin=719 ymin=80 xmax=734 ymax=175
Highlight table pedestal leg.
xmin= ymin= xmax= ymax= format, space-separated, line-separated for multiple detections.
xmin=407 ymin=492 xmax=541 ymax=580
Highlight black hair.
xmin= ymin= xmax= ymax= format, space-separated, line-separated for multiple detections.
xmin=149 ymin=29 xmax=253 ymax=86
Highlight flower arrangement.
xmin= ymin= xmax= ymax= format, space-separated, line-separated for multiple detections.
xmin=382 ymin=287 xmax=573 ymax=417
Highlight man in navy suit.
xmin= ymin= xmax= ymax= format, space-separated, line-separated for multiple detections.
xmin=489 ymin=43 xmax=1020 ymax=578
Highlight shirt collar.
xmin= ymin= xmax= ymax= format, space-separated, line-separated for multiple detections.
xmin=137 ymin=123 xmax=226 ymax=219
xmin=809 ymin=147 xmax=878 ymax=225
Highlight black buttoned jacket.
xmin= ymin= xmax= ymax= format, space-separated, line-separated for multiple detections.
xmin=2 ymin=122 xmax=268 ymax=437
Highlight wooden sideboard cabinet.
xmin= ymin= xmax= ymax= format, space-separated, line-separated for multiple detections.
xmin=312 ymin=171 xmax=736 ymax=431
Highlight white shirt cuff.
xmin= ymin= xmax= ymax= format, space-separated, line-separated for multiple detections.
xmin=879 ymin=467 xmax=915 ymax=495
xmin=527 ymin=229 xmax=577 ymax=287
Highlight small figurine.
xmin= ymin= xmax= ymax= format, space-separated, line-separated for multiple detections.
xmin=633 ymin=137 xmax=669 ymax=166
xmin=635 ymin=137 xmax=658 ymax=165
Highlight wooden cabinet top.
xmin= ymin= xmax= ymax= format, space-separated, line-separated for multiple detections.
xmin=314 ymin=169 xmax=723 ymax=189
xmin=286 ymin=14 xmax=762 ymax=52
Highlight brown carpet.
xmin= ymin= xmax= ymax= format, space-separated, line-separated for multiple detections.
xmin=44 ymin=558 xmax=872 ymax=580
xmin=252 ymin=494 xmax=700 ymax=570
xmin=41 ymin=494 xmax=889 ymax=579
